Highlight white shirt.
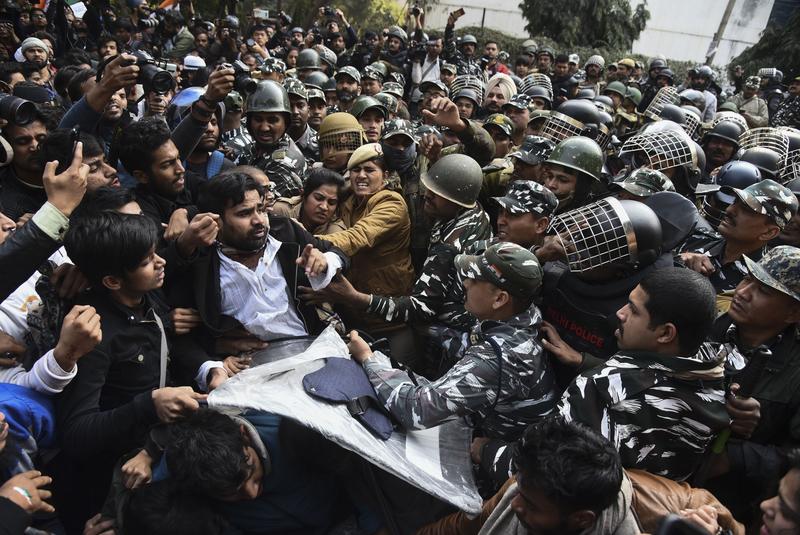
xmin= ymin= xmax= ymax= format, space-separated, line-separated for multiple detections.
xmin=0 ymin=247 xmax=70 ymax=341
xmin=195 ymin=235 xmax=342 ymax=389
xmin=411 ymin=55 xmax=441 ymax=102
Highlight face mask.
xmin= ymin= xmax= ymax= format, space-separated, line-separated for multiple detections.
xmin=381 ymin=141 xmax=417 ymax=173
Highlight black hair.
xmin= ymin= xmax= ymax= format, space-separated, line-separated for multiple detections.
xmin=71 ymin=186 xmax=137 ymax=220
xmin=163 ymin=10 xmax=185 ymax=27
xmin=0 ymin=62 xmax=22 ymax=85
xmin=163 ymin=409 xmax=251 ymax=498
xmin=31 ymin=30 xmax=55 ymax=46
xmin=484 ymin=40 xmax=498 ymax=47
xmin=513 ymin=417 xmax=623 ymax=515
xmin=302 ymin=168 xmax=345 ymax=199
xmin=428 ymin=34 xmax=441 ymax=42
xmin=52 ymin=65 xmax=81 ymax=98
xmin=122 ymin=479 xmax=230 ymax=535
xmin=250 ymin=24 xmax=267 ymax=36
xmin=59 ymin=49 xmax=92 ymax=68
xmin=638 ymin=267 xmax=716 ymax=356
xmin=67 ymin=68 xmax=96 ymax=103
xmin=64 ymin=212 xmax=158 ymax=285
xmin=196 ymin=172 xmax=264 ymax=216
xmin=555 ymin=54 xmax=570 ymax=65
xmin=117 ymin=116 xmax=172 ymax=175
xmin=97 ymin=33 xmax=120 ymax=49
xmin=38 ymin=129 xmax=104 ymax=172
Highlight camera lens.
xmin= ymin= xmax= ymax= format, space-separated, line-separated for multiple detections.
xmin=139 ymin=63 xmax=174 ymax=94
xmin=0 ymin=94 xmax=36 ymax=125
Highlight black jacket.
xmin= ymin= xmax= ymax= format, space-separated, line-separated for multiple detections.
xmin=0 ymin=167 xmax=48 ymax=222
xmin=167 ymin=216 xmax=350 ymax=362
xmin=0 ymin=218 xmax=61 ymax=302
xmin=55 ymin=289 xmax=191 ymax=465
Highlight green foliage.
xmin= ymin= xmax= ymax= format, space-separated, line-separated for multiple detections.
xmin=518 ymin=0 xmax=649 ymax=50
xmin=729 ymin=9 xmax=800 ymax=80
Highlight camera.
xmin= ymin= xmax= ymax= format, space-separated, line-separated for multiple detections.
xmin=480 ymin=55 xmax=491 ymax=68
xmin=323 ymin=7 xmax=336 ymax=17
xmin=222 ymin=61 xmax=260 ymax=94
xmin=127 ymin=50 xmax=177 ymax=94
xmin=411 ymin=4 xmax=421 ymax=16
xmin=0 ymin=92 xmax=35 ymax=125
xmin=311 ymin=26 xmax=323 ymax=45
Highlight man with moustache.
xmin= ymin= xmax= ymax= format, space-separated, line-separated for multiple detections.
xmin=702 ymin=120 xmax=745 ymax=173
xmin=693 ymin=246 xmax=800 ymax=526
xmin=680 ymin=179 xmax=798 ymax=313
xmin=169 ymin=173 xmax=349 ymax=391
xmin=235 ymin=80 xmax=307 ymax=198
xmin=333 ymin=66 xmax=361 ymax=114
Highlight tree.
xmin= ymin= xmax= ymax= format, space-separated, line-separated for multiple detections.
xmin=729 ymin=9 xmax=800 ymax=79
xmin=518 ymin=0 xmax=649 ymax=50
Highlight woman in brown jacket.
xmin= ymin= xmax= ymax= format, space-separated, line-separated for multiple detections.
xmin=323 ymin=143 xmax=415 ymax=339
xmin=271 ymin=168 xmax=347 ymax=235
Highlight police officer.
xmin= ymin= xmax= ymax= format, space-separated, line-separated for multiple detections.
xmin=347 ymin=242 xmax=556 ymax=441
xmin=443 ymin=9 xmax=483 ymax=77
xmin=705 ymin=246 xmax=800 ymax=525
xmin=702 ymin=119 xmax=745 ymax=172
xmin=350 ymin=95 xmax=387 ymax=143
xmin=482 ymin=136 xmax=556 ymax=204
xmin=609 ymin=167 xmax=676 ymax=202
xmin=333 ymin=66 xmax=362 ymax=113
xmin=491 ymin=180 xmax=558 ymax=250
xmin=680 ymin=179 xmax=799 ymax=314
xmin=502 ymin=94 xmax=534 ymax=146
xmin=316 ymin=112 xmax=366 ymax=173
xmin=235 ymin=80 xmax=306 ymax=198
xmin=541 ymin=136 xmax=604 ymax=214
xmin=758 ymin=68 xmax=785 ymax=121
xmin=695 ymin=161 xmax=762 ymax=231
xmin=303 ymin=154 xmax=492 ymax=351
xmin=284 ymin=78 xmax=319 ymax=163
xmin=483 ymin=113 xmax=516 ymax=160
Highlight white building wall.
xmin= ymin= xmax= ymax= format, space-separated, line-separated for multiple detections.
xmin=629 ymin=0 xmax=775 ymax=66
xmin=418 ymin=0 xmax=774 ymax=67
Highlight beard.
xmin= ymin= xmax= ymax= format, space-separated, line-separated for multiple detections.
xmin=223 ymin=224 xmax=268 ymax=252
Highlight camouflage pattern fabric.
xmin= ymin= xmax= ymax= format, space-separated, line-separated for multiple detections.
xmin=722 ymin=179 xmax=798 ymax=230
xmin=295 ymin=124 xmax=320 ymax=164
xmin=743 ymin=245 xmax=800 ymax=301
xmin=558 ymin=343 xmax=729 ymax=481
xmin=367 ymin=205 xmax=492 ymax=329
xmin=363 ymin=302 xmax=557 ymax=440
xmin=234 ymin=133 xmax=307 ymax=197
xmin=221 ymin=125 xmax=253 ymax=158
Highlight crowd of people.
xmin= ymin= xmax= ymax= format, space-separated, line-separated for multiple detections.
xmin=0 ymin=0 xmax=799 ymax=534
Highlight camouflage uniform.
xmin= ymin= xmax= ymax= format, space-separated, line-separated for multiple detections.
xmin=442 ymin=29 xmax=484 ymax=78
xmin=363 ymin=243 xmax=556 ymax=440
xmin=367 ymin=205 xmax=492 ymax=330
xmin=234 ymin=134 xmax=307 ymax=198
xmin=609 ymin=168 xmax=676 ymax=198
xmin=221 ymin=125 xmax=253 ymax=159
xmin=680 ymin=179 xmax=798 ymax=302
xmin=558 ymin=343 xmax=730 ymax=481
xmin=294 ymin=124 xmax=320 ymax=164
xmin=703 ymin=247 xmax=800 ymax=522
